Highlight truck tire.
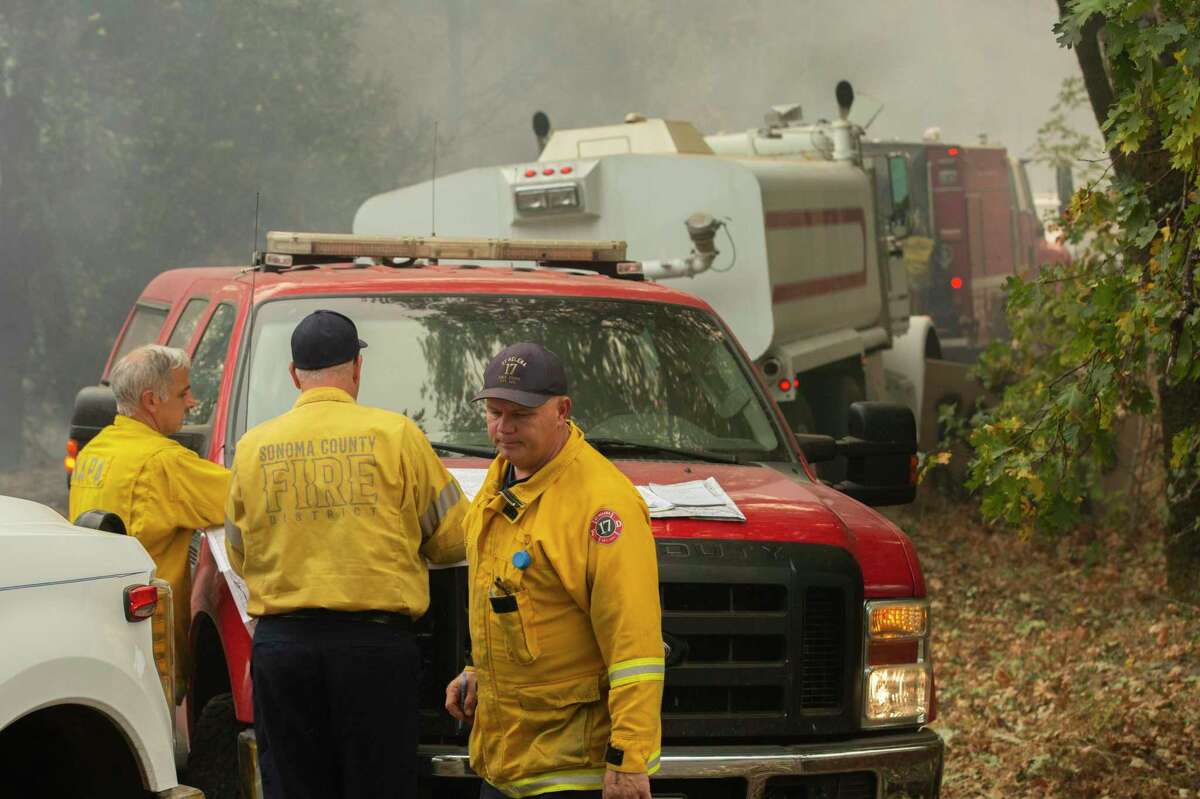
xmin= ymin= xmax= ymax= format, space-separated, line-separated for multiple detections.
xmin=805 ymin=372 xmax=865 ymax=483
xmin=779 ymin=394 xmax=817 ymax=435
xmin=185 ymin=693 xmax=244 ymax=799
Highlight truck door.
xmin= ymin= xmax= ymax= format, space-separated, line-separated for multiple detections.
xmin=884 ymin=153 xmax=914 ymax=329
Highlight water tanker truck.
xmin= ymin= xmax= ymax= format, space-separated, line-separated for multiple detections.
xmin=354 ymin=82 xmax=943 ymax=445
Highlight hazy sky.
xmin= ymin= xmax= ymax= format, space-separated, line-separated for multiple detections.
xmin=354 ymin=0 xmax=1099 ymax=194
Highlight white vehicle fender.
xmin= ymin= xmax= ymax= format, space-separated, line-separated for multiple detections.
xmin=881 ymin=315 xmax=940 ymax=440
xmin=0 ymin=655 xmax=177 ymax=791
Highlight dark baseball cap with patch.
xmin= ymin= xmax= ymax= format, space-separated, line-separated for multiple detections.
xmin=290 ymin=310 xmax=368 ymax=370
xmin=473 ymin=342 xmax=568 ymax=407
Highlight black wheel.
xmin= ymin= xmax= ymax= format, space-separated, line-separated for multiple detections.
xmin=184 ymin=693 xmax=244 ymax=799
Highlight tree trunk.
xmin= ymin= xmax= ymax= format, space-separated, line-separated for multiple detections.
xmin=1063 ymin=2 xmax=1200 ymax=600
xmin=1159 ymin=377 xmax=1200 ymax=602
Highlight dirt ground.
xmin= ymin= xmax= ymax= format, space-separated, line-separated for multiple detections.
xmin=898 ymin=493 xmax=1199 ymax=799
xmin=1 ymin=460 xmax=68 ymax=516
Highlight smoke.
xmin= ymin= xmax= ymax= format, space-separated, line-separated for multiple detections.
xmin=353 ymin=0 xmax=1097 ymax=194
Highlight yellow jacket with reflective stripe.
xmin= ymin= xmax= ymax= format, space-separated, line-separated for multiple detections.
xmin=466 ymin=422 xmax=663 ymax=796
xmin=69 ymin=415 xmax=230 ymax=680
xmin=225 ymin=387 xmax=466 ymax=617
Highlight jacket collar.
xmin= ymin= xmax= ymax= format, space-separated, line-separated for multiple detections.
xmin=113 ymin=414 xmax=167 ymax=439
xmin=293 ymin=386 xmax=356 ymax=409
xmin=483 ymin=421 xmax=585 ymax=523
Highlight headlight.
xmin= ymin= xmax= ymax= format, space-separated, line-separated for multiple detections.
xmin=862 ymin=599 xmax=931 ymax=728
xmin=514 ymin=184 xmax=581 ymax=214
xmin=866 ymin=664 xmax=929 ymax=721
xmin=514 ymin=189 xmax=548 ymax=212
xmin=546 ymin=186 xmax=579 ymax=209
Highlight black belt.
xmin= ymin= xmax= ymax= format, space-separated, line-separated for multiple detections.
xmin=275 ymin=609 xmax=413 ymax=629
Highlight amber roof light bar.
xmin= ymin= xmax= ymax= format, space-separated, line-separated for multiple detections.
xmin=264 ymin=231 xmax=627 ymax=264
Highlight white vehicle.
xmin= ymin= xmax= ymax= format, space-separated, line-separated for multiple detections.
xmin=0 ymin=496 xmax=201 ymax=799
xmin=355 ymin=82 xmax=939 ymax=444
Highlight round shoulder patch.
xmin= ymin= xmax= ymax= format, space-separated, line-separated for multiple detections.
xmin=589 ymin=509 xmax=623 ymax=544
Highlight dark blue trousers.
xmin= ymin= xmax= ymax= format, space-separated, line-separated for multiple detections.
xmin=252 ymin=614 xmax=421 ymax=799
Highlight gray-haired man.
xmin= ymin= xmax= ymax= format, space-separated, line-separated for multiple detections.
xmin=69 ymin=344 xmax=230 ymax=688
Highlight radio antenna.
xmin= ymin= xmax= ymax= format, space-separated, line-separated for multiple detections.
xmin=242 ymin=189 xmax=261 ymax=442
xmin=430 ymin=121 xmax=439 ymax=237
xmin=252 ymin=191 xmax=261 ymax=256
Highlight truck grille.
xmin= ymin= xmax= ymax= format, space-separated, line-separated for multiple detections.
xmin=417 ymin=540 xmax=864 ymax=743
xmin=657 ymin=539 xmax=863 ymax=740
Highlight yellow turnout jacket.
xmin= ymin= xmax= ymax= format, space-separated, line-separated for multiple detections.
xmin=466 ymin=422 xmax=663 ymax=797
xmin=225 ymin=387 xmax=466 ymax=617
xmin=69 ymin=415 xmax=230 ymax=684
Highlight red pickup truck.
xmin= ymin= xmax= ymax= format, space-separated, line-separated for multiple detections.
xmin=68 ymin=233 xmax=942 ymax=799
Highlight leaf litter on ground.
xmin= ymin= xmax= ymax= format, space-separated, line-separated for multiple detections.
xmin=899 ymin=493 xmax=1200 ymax=798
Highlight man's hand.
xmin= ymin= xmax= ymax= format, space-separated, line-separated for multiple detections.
xmin=444 ymin=670 xmax=477 ymax=723
xmin=603 ymin=769 xmax=651 ymax=799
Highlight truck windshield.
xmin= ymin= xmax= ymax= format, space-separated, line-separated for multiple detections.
xmin=237 ymin=294 xmax=791 ymax=462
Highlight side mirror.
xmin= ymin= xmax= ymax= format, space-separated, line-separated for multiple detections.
xmin=70 ymin=385 xmax=118 ymax=449
xmin=70 ymin=384 xmax=207 ymax=456
xmin=837 ymin=402 xmax=917 ymax=505
xmin=797 ymin=402 xmax=917 ymax=506
xmin=795 ymin=434 xmax=838 ymax=464
xmin=74 ymin=509 xmax=127 ymax=535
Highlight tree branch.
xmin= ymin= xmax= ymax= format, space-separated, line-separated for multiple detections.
xmin=1058 ymin=0 xmax=1127 ymax=179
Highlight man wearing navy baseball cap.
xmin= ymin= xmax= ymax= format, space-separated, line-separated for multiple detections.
xmin=226 ymin=309 xmax=467 ymax=799
xmin=446 ymin=342 xmax=663 ymax=799
xmin=289 ymin=308 xmax=369 ymax=371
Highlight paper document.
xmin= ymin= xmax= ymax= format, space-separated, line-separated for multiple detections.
xmin=648 ymin=479 xmax=727 ymax=507
xmin=205 ymin=527 xmax=256 ymax=630
xmin=448 ymin=467 xmax=489 ymax=502
xmin=639 ymin=477 xmax=746 ymax=522
xmin=636 ymin=485 xmax=675 ymax=512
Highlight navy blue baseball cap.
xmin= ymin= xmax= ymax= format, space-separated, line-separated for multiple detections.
xmin=290 ymin=310 xmax=368 ymax=370
xmin=473 ymin=343 xmax=568 ymax=407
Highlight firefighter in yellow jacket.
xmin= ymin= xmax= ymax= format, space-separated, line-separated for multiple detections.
xmin=69 ymin=344 xmax=229 ymax=690
xmin=226 ymin=310 xmax=466 ymax=799
xmin=445 ymin=343 xmax=663 ymax=799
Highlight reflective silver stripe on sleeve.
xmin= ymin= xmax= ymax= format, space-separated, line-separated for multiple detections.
xmin=497 ymin=769 xmax=605 ymax=797
xmin=608 ymin=660 xmax=666 ymax=687
xmin=224 ymin=518 xmax=244 ymax=551
xmin=419 ymin=480 xmax=464 ymax=541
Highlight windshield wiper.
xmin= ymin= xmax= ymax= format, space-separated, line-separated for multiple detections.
xmin=429 ymin=441 xmax=496 ymax=458
xmin=586 ymin=437 xmax=739 ymax=464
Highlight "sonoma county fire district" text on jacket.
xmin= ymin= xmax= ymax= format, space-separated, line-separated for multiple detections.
xmin=225 ymin=387 xmax=466 ymax=617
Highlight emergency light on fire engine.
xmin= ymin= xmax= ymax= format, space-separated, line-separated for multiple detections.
xmin=263 ymin=231 xmax=627 ymax=265
xmin=514 ymin=184 xmax=580 ymax=213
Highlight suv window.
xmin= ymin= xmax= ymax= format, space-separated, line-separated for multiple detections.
xmin=166 ymin=298 xmax=209 ymax=349
xmin=110 ymin=304 xmax=168 ymax=368
xmin=186 ymin=304 xmax=237 ymax=425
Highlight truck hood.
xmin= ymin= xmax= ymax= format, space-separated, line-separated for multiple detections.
xmin=0 ymin=496 xmax=154 ymax=590
xmin=613 ymin=461 xmax=922 ymax=598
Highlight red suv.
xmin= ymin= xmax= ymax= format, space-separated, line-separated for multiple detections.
xmin=69 ymin=232 xmax=942 ymax=799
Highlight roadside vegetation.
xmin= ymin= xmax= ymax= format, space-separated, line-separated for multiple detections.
xmin=964 ymin=1 xmax=1200 ymax=602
